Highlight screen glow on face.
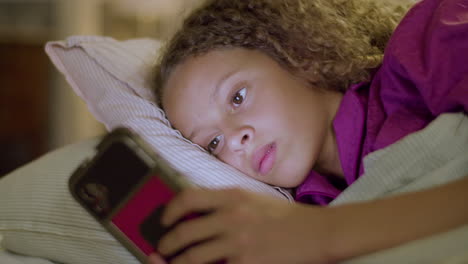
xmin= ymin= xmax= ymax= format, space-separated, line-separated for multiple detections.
xmin=206 ymin=86 xmax=248 ymax=155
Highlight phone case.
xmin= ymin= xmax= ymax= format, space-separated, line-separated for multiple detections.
xmin=68 ymin=127 xmax=191 ymax=263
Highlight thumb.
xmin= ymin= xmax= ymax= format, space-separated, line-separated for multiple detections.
xmin=147 ymin=253 xmax=167 ymax=264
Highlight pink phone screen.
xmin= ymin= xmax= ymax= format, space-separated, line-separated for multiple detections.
xmin=111 ymin=174 xmax=173 ymax=256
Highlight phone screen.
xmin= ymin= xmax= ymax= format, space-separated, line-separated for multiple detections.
xmin=73 ymin=140 xmax=177 ymax=257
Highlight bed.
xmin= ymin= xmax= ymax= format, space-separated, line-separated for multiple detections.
xmin=1 ymin=35 xmax=467 ymax=264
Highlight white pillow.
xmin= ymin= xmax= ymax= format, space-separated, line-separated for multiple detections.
xmin=45 ymin=35 xmax=291 ymax=200
xmin=0 ymin=138 xmax=142 ymax=264
xmin=0 ymin=36 xmax=292 ymax=264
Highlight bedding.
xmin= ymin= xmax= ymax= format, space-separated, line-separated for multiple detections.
xmin=0 ymin=235 xmax=55 ymax=264
xmin=334 ymin=113 xmax=468 ymax=264
xmin=0 ymin=251 xmax=55 ymax=264
xmin=1 ymin=34 xmax=467 ymax=264
xmin=1 ymin=113 xmax=467 ymax=264
xmin=0 ymin=138 xmax=142 ymax=264
xmin=44 ymin=36 xmax=293 ymax=201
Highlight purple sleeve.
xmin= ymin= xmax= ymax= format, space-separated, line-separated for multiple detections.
xmin=383 ymin=0 xmax=468 ymax=115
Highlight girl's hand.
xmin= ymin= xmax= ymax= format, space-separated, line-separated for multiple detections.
xmin=149 ymin=188 xmax=333 ymax=264
xmin=147 ymin=253 xmax=167 ymax=264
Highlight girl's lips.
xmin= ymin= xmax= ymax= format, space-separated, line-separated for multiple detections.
xmin=252 ymin=143 xmax=276 ymax=175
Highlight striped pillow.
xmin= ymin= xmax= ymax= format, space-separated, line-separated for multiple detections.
xmin=0 ymin=138 xmax=142 ymax=264
xmin=45 ymin=35 xmax=292 ymax=199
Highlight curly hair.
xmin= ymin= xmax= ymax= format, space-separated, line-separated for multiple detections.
xmin=153 ymin=0 xmax=412 ymax=107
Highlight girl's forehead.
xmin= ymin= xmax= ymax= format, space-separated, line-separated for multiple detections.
xmin=167 ymin=48 xmax=281 ymax=86
xmin=162 ymin=48 xmax=287 ymax=125
xmin=166 ymin=50 xmax=246 ymax=96
xmin=162 ymin=51 xmax=237 ymax=130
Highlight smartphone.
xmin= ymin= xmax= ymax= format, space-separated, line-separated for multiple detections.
xmin=69 ymin=127 xmax=192 ymax=263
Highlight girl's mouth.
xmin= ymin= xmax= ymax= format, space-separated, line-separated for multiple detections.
xmin=252 ymin=142 xmax=276 ymax=175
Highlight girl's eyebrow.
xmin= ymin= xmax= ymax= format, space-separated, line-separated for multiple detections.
xmin=210 ymin=69 xmax=239 ymax=103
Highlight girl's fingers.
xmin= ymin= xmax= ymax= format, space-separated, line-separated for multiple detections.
xmin=162 ymin=188 xmax=239 ymax=226
xmin=170 ymin=237 xmax=233 ymax=264
xmin=147 ymin=253 xmax=167 ymax=264
xmin=158 ymin=209 xmax=228 ymax=256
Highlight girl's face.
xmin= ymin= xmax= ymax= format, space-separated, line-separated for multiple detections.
xmin=163 ymin=48 xmax=341 ymax=188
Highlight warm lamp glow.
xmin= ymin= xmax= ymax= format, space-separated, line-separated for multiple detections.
xmin=111 ymin=0 xmax=185 ymax=20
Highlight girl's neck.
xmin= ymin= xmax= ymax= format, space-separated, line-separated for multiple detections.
xmin=313 ymin=91 xmax=345 ymax=179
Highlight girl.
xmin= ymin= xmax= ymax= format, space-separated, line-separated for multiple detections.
xmin=148 ymin=0 xmax=468 ymax=263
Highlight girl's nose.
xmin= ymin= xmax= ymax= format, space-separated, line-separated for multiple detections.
xmin=226 ymin=126 xmax=254 ymax=152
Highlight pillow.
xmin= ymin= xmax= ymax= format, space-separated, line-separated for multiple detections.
xmin=44 ymin=36 xmax=291 ymax=200
xmin=0 ymin=36 xmax=292 ymax=264
xmin=0 ymin=138 xmax=142 ymax=264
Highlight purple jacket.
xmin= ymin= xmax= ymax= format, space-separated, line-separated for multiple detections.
xmin=296 ymin=0 xmax=468 ymax=205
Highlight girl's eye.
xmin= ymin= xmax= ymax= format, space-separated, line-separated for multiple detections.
xmin=207 ymin=135 xmax=222 ymax=154
xmin=232 ymin=87 xmax=247 ymax=107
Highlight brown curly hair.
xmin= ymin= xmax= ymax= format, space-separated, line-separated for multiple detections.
xmin=153 ymin=0 xmax=412 ymax=108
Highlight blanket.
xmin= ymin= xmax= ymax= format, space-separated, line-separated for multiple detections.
xmin=332 ymin=113 xmax=468 ymax=264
